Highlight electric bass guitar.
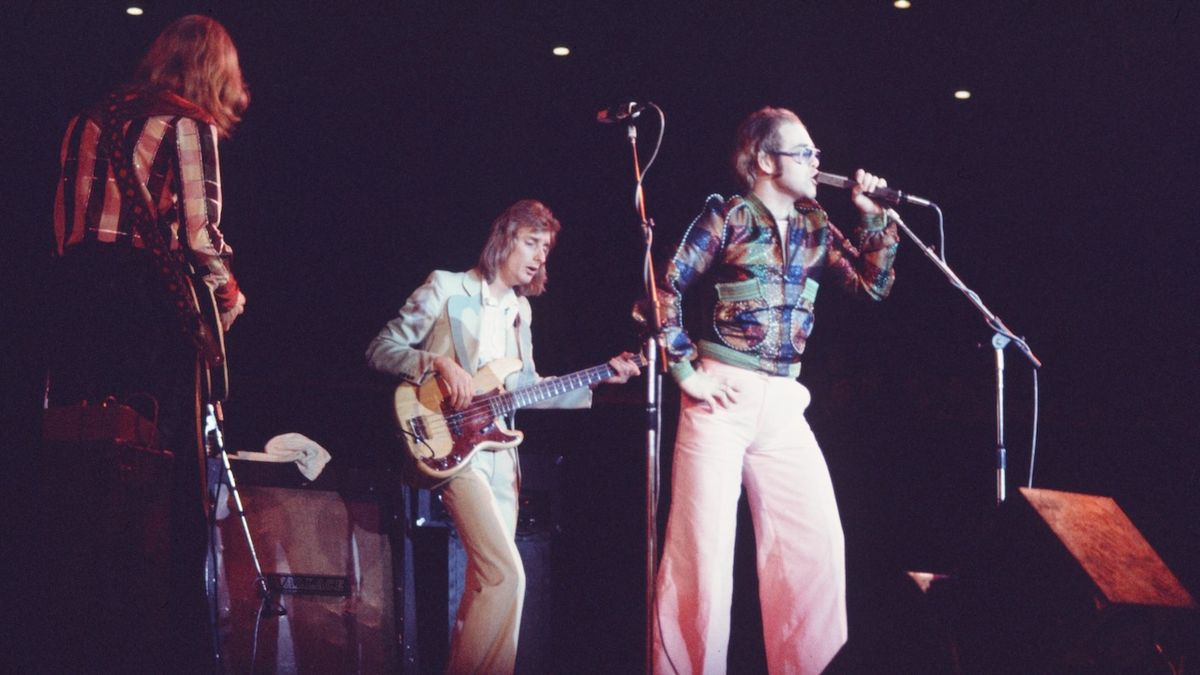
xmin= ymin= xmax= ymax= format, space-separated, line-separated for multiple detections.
xmin=394 ymin=354 xmax=645 ymax=482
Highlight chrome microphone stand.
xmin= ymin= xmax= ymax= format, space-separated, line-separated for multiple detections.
xmin=884 ymin=207 xmax=1041 ymax=505
xmin=604 ymin=102 xmax=667 ymax=674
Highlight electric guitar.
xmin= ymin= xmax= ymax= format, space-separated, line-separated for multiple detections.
xmin=394 ymin=354 xmax=645 ymax=482
xmin=186 ymin=267 xmax=229 ymax=404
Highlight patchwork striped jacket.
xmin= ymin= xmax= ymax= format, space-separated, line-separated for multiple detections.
xmin=654 ymin=191 xmax=899 ymax=381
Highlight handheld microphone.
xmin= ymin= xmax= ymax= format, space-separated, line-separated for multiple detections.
xmin=815 ymin=171 xmax=935 ymax=208
xmin=596 ymin=101 xmax=647 ymax=124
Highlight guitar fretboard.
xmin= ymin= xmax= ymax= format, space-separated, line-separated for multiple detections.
xmin=487 ymin=362 xmax=618 ymax=416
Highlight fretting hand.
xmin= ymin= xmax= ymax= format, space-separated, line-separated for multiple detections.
xmin=602 ymin=352 xmax=642 ymax=385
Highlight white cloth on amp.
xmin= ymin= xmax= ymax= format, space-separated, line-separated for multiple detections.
xmin=233 ymin=432 xmax=332 ymax=480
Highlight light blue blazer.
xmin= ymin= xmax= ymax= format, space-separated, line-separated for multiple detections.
xmin=366 ymin=268 xmax=591 ymax=409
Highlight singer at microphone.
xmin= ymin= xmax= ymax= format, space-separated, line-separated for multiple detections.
xmin=638 ymin=106 xmax=900 ymax=675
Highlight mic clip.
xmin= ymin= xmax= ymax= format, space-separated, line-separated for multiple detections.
xmin=596 ymin=101 xmax=647 ymax=124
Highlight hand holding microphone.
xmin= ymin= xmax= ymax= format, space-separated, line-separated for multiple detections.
xmin=815 ymin=170 xmax=936 ymax=208
xmin=849 ymin=169 xmax=887 ymax=215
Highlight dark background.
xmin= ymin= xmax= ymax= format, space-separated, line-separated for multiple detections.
xmin=5 ymin=1 xmax=1198 ymax=671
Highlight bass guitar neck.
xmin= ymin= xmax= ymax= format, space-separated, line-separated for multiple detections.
xmin=394 ymin=354 xmax=644 ymax=482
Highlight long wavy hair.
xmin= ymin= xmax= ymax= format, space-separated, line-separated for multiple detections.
xmin=132 ymin=15 xmax=250 ymax=137
xmin=731 ymin=106 xmax=802 ymax=189
xmin=477 ymin=199 xmax=561 ymax=297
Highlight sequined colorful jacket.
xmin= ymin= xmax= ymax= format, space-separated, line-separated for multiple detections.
xmin=654 ymin=191 xmax=899 ymax=381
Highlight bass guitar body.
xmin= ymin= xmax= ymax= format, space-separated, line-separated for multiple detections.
xmin=394 ymin=358 xmax=526 ymax=483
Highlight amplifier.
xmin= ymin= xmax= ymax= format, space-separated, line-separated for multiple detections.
xmin=42 ymin=400 xmax=158 ymax=448
xmin=212 ymin=461 xmax=400 ymax=674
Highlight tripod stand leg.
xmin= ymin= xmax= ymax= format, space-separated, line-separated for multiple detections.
xmin=203 ymin=402 xmax=286 ymax=670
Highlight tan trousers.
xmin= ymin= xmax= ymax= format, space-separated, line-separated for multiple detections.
xmin=440 ymin=448 xmax=525 ymax=675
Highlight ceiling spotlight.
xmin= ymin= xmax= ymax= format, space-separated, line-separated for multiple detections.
xmin=954 ymin=90 xmax=972 ymax=100
xmin=552 ymin=45 xmax=570 ymax=57
xmin=126 ymin=6 xmax=144 ymax=15
xmin=893 ymin=0 xmax=912 ymax=8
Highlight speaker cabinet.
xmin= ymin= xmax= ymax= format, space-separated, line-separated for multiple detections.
xmin=213 ymin=465 xmax=398 ymax=674
xmin=957 ymin=487 xmax=1196 ymax=672
xmin=33 ymin=441 xmax=175 ymax=672
xmin=408 ymin=515 xmax=555 ymax=674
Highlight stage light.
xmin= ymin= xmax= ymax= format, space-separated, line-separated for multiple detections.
xmin=552 ymin=45 xmax=570 ymax=57
xmin=893 ymin=0 xmax=912 ymax=8
xmin=954 ymin=89 xmax=972 ymax=100
xmin=126 ymin=6 xmax=144 ymax=15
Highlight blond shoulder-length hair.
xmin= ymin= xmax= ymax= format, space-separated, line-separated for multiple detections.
xmin=477 ymin=199 xmax=561 ymax=297
xmin=731 ymin=106 xmax=802 ymax=190
xmin=133 ymin=15 xmax=250 ymax=138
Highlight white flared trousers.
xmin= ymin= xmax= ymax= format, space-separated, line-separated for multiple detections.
xmin=654 ymin=359 xmax=848 ymax=675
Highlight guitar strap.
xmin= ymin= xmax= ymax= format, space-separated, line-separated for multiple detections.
xmin=95 ymin=91 xmax=224 ymax=368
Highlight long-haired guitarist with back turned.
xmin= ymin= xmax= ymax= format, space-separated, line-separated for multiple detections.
xmin=367 ymin=199 xmax=640 ymax=675
xmin=43 ymin=14 xmax=249 ymax=672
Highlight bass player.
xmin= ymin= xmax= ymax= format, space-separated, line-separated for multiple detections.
xmin=366 ymin=198 xmax=640 ymax=675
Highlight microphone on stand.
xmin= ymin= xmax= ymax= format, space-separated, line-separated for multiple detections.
xmin=815 ymin=171 xmax=936 ymax=207
xmin=596 ymin=101 xmax=647 ymax=124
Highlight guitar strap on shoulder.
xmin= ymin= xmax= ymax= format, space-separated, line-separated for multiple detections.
xmin=96 ymin=92 xmax=224 ymax=368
